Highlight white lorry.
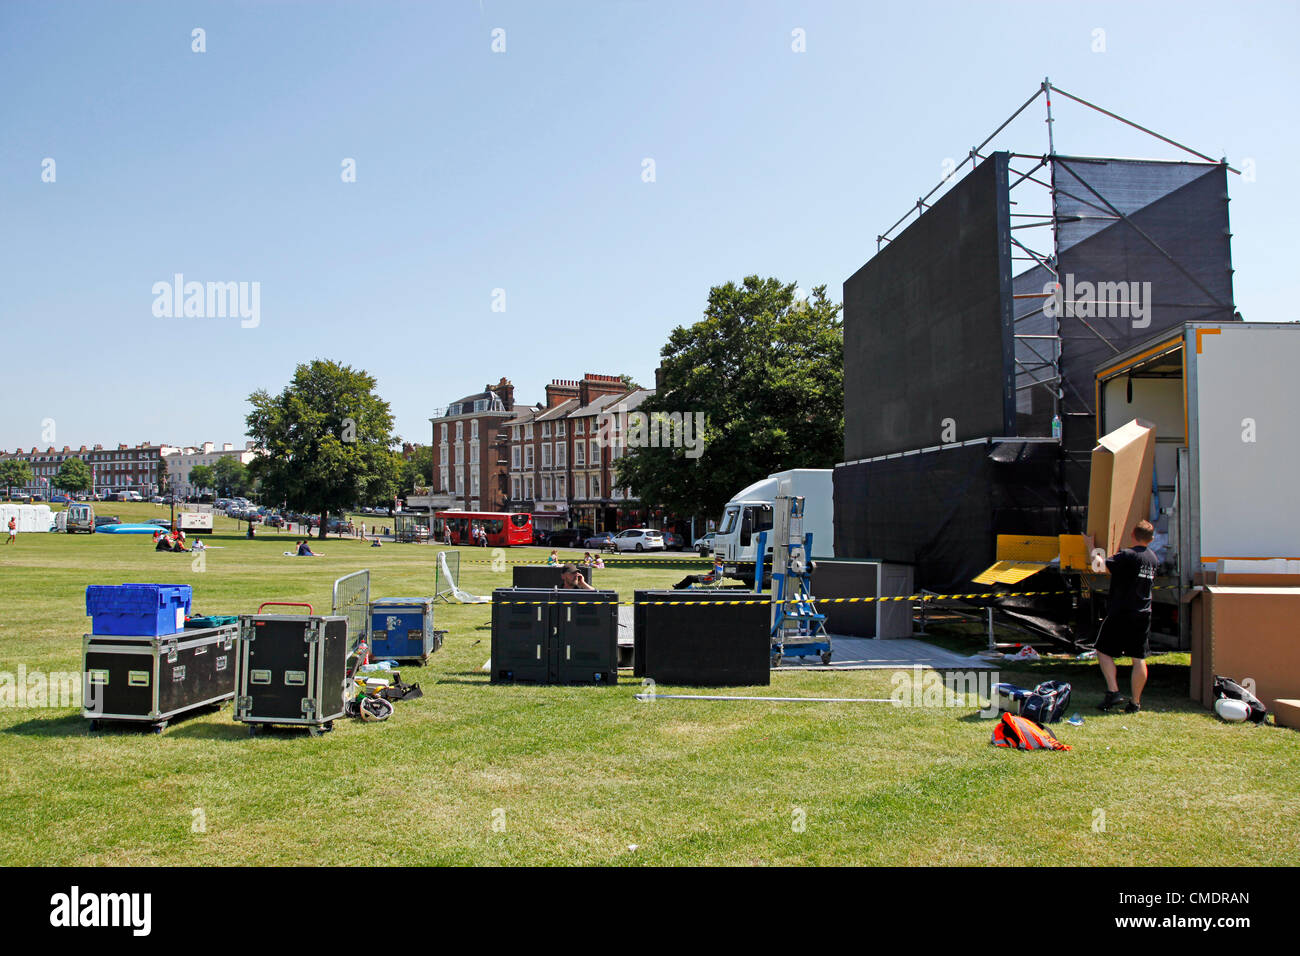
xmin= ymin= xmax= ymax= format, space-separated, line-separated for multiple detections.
xmin=711 ymin=468 xmax=834 ymax=567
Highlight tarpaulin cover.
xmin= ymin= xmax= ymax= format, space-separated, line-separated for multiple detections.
xmin=833 ymin=440 xmax=1064 ymax=593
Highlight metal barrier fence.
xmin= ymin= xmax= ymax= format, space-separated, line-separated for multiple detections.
xmin=331 ymin=569 xmax=370 ymax=648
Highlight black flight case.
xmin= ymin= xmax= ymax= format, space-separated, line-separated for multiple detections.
xmin=83 ymin=623 xmax=238 ymax=732
xmin=235 ymin=603 xmax=351 ymax=737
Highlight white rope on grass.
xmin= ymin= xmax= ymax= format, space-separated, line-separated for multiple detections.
xmin=634 ymin=693 xmax=897 ymax=704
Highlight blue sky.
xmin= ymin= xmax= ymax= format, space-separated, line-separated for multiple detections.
xmin=2 ymin=0 xmax=1295 ymax=451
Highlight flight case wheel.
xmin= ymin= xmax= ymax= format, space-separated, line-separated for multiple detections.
xmin=820 ymin=651 xmax=833 ymax=665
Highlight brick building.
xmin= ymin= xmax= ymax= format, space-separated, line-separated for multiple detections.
xmin=505 ymin=373 xmax=655 ymax=533
xmin=428 ymin=377 xmax=516 ymax=512
xmin=1 ymin=442 xmax=173 ymax=498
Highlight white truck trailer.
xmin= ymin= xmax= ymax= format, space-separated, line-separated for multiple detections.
xmin=711 ymin=468 xmax=834 ymax=567
xmin=1094 ymin=320 xmax=1300 ymax=643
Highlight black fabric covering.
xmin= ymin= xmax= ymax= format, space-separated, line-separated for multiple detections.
xmin=833 ymin=441 xmax=1063 ymax=593
xmin=1015 ymin=158 xmax=1236 ymax=508
xmin=843 ymin=153 xmax=1014 ymax=460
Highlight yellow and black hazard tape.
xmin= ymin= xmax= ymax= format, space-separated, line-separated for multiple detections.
xmin=478 ymin=583 xmax=1179 ymax=607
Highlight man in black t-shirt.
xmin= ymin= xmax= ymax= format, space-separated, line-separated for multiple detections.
xmin=1095 ymin=519 xmax=1160 ymax=713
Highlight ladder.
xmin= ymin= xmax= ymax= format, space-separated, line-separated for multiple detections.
xmin=765 ymin=494 xmax=831 ymax=666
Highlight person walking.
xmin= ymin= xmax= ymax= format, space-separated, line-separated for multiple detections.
xmin=1094 ymin=519 xmax=1160 ymax=713
xmin=6 ymin=515 xmax=17 ymax=545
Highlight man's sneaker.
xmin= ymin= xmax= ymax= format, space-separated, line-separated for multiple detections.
xmin=1124 ymin=701 xmax=1141 ymax=714
xmin=1099 ymin=690 xmax=1126 ymax=711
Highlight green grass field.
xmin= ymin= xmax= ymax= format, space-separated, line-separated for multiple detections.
xmin=2 ymin=501 xmax=1296 ymax=866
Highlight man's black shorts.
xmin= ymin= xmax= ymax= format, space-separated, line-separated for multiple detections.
xmin=1095 ymin=610 xmax=1151 ymax=660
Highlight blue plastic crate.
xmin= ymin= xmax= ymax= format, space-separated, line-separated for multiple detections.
xmin=85 ymin=583 xmax=193 ymax=637
xmin=369 ymin=597 xmax=441 ymax=661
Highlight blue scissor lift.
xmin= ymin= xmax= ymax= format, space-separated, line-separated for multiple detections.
xmin=757 ymin=494 xmax=831 ymax=667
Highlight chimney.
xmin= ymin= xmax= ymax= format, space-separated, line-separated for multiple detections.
xmin=222 ymin=443 xmax=233 ymax=451
xmin=202 ymin=442 xmax=214 ymax=454
xmin=496 ymin=377 xmax=515 ymax=410
xmin=117 ymin=443 xmax=127 ymax=450
xmin=545 ymin=379 xmax=579 ymax=408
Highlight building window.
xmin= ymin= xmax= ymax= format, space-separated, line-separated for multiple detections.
xmin=524 ymin=476 xmax=534 ymax=500
xmin=557 ymin=421 xmax=565 ymax=437
xmin=542 ymin=476 xmax=552 ymax=500
xmin=556 ymin=443 xmax=566 ymax=468
xmin=541 ymin=444 xmax=551 ymax=469
xmin=472 ymin=420 xmax=479 ymax=440
xmin=574 ymin=444 xmax=585 ymax=466
xmin=575 ymin=475 xmax=586 ymax=500
xmin=574 ymin=419 xmax=584 ymax=435
xmin=471 ymin=466 xmax=480 ymax=495
xmin=512 ymin=477 xmax=521 ymax=499
xmin=590 ymin=475 xmax=601 ymax=498
xmin=556 ymin=476 xmax=566 ymax=499
xmin=512 ymin=425 xmax=520 ymax=441
xmin=525 ymin=423 xmax=533 ymax=439
xmin=541 ymin=421 xmax=551 ymax=438
xmin=511 ymin=446 xmax=520 ymax=469
xmin=456 ymin=421 xmax=463 ymax=440
xmin=590 ymin=439 xmax=601 ymax=465
xmin=457 ymin=467 xmax=464 ymax=491
xmin=440 ymin=446 xmax=448 ymax=465
xmin=524 ymin=445 xmax=534 ymax=469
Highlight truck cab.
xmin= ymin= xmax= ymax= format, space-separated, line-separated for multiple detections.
xmin=710 ymin=469 xmax=834 ymax=569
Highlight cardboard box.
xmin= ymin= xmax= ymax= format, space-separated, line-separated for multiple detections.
xmin=1188 ymin=586 xmax=1300 ymax=710
xmin=1086 ymin=419 xmax=1156 ymax=559
xmin=1274 ymin=699 xmax=1300 ymax=730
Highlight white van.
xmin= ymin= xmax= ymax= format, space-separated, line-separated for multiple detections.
xmin=711 ymin=469 xmax=834 ymax=565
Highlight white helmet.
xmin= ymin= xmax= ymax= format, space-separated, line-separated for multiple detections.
xmin=1214 ymin=698 xmax=1250 ymax=723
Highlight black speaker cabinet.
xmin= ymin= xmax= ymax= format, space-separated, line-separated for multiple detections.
xmin=491 ymin=588 xmax=617 ymax=685
xmin=512 ymin=566 xmax=597 ymax=589
xmin=633 ymin=590 xmax=771 ymax=686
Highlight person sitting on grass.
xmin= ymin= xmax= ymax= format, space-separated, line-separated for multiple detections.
xmin=581 ymin=551 xmax=594 ymax=566
xmin=296 ymin=539 xmax=319 ymax=557
xmin=547 ymin=549 xmax=560 ymax=566
xmin=592 ymin=554 xmax=605 ymax=569
xmin=155 ymin=534 xmax=175 ymax=552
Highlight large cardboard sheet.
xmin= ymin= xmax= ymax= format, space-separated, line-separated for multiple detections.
xmin=1087 ymin=419 xmax=1156 ymax=557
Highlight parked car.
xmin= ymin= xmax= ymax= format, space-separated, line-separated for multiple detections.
xmin=50 ymin=494 xmax=69 ymax=503
xmin=548 ymin=526 xmax=594 ymax=548
xmin=532 ymin=529 xmax=550 ymax=546
xmin=693 ymin=531 xmax=718 ymax=555
xmin=613 ymin=528 xmax=665 ymax=552
xmin=584 ymin=532 xmax=617 ymax=552
xmin=263 ymin=514 xmax=285 ymax=528
xmin=94 ymin=516 xmax=121 ymax=529
xmin=661 ymin=531 xmax=685 ymax=551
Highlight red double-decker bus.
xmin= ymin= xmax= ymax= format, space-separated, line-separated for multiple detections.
xmin=433 ymin=511 xmax=533 ymax=547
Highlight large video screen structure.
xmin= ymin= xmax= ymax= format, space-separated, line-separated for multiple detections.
xmin=841 ymin=153 xmax=1015 ymax=462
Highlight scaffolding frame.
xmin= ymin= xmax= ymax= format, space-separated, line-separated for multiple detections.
xmin=872 ymin=79 xmax=1240 ymax=517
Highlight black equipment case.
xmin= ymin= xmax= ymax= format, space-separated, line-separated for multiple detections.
xmin=633 ymin=590 xmax=771 ymax=686
xmin=83 ymin=624 xmax=238 ymax=732
xmin=490 ymin=587 xmax=618 ymax=685
xmin=235 ymin=605 xmax=350 ymax=736
xmin=512 ymin=565 xmax=597 ymax=589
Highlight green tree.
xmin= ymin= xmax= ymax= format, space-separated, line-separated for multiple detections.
xmin=53 ymin=457 xmax=93 ymax=494
xmin=212 ymin=457 xmax=251 ymax=498
xmin=0 ymin=460 xmax=33 ymax=498
xmin=246 ymin=360 xmax=402 ymax=538
xmin=188 ymin=464 xmax=214 ymax=495
xmin=401 ymin=445 xmax=433 ymax=492
xmin=615 ymin=276 xmax=843 ymax=520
